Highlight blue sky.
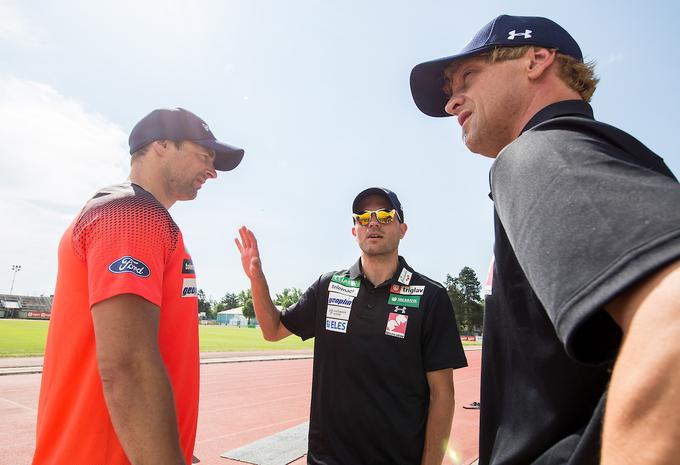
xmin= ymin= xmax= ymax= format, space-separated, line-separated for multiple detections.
xmin=1 ymin=0 xmax=679 ymax=301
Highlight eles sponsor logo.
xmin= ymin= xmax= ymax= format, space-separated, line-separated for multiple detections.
xmin=108 ymin=256 xmax=150 ymax=278
xmin=326 ymin=318 xmax=348 ymax=333
xmin=328 ymin=281 xmax=359 ymax=297
xmin=327 ymin=292 xmax=354 ymax=308
xmin=182 ymin=259 xmax=195 ymax=274
xmin=181 ymin=278 xmax=198 ymax=298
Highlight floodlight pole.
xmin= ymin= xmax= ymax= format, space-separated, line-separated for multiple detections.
xmin=9 ymin=265 xmax=21 ymax=295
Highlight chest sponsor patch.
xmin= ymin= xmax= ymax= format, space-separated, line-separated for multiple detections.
xmin=398 ymin=268 xmax=413 ymax=285
xmin=181 ymin=278 xmax=198 ymax=298
xmin=385 ymin=312 xmax=408 ymax=338
xmin=331 ymin=274 xmax=360 ymax=288
xmin=182 ymin=258 xmax=195 ymax=274
xmin=389 ymin=284 xmax=425 ymax=296
xmin=108 ymin=256 xmax=150 ymax=278
xmin=327 ymin=292 xmax=354 ymax=308
xmin=328 ymin=280 xmax=360 ymax=297
xmin=326 ymin=304 xmax=351 ymax=320
xmin=326 ymin=317 xmax=348 ymax=333
xmin=388 ymin=293 xmax=421 ymax=308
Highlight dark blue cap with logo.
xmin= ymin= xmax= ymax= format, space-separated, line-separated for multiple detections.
xmin=410 ymin=15 xmax=583 ymax=118
xmin=353 ymin=187 xmax=404 ymax=222
xmin=128 ymin=107 xmax=244 ymax=171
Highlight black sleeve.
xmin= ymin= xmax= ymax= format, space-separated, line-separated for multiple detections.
xmin=280 ymin=276 xmax=321 ymax=341
xmin=422 ymin=286 xmax=468 ymax=372
xmin=491 ymin=128 xmax=680 ymax=362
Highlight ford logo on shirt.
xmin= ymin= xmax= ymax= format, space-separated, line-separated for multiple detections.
xmin=108 ymin=256 xmax=151 ymax=278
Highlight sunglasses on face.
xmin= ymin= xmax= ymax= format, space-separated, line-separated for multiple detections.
xmin=352 ymin=209 xmax=400 ymax=226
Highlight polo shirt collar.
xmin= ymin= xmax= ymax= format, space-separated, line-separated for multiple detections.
xmin=489 ymin=100 xmax=595 ymax=201
xmin=348 ymin=256 xmax=414 ymax=287
xmin=521 ymin=99 xmax=594 ymax=135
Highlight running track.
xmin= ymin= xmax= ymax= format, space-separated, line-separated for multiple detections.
xmin=0 ymin=350 xmax=481 ymax=465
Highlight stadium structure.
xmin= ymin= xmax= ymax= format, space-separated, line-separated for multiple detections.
xmin=0 ymin=294 xmax=53 ymax=319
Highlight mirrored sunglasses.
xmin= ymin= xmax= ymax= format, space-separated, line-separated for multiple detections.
xmin=352 ymin=209 xmax=399 ymax=226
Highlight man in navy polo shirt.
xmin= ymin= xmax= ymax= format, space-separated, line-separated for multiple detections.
xmin=410 ymin=14 xmax=680 ymax=465
xmin=235 ymin=187 xmax=467 ymax=465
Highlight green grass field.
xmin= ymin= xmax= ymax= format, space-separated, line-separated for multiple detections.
xmin=0 ymin=320 xmax=313 ymax=357
xmin=0 ymin=319 xmax=478 ymax=357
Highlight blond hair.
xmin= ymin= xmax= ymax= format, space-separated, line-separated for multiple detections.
xmin=445 ymin=46 xmax=599 ymax=102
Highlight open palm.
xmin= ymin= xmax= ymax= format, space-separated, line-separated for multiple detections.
xmin=235 ymin=226 xmax=263 ymax=280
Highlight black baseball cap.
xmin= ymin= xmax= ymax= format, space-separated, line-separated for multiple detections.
xmin=410 ymin=15 xmax=583 ymax=117
xmin=128 ymin=107 xmax=244 ymax=171
xmin=353 ymin=187 xmax=404 ymax=222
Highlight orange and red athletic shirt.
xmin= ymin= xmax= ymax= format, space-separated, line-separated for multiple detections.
xmin=33 ymin=182 xmax=200 ymax=465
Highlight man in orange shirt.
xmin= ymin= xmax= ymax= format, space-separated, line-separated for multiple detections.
xmin=32 ymin=108 xmax=244 ymax=465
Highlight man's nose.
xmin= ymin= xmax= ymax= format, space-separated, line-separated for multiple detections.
xmin=206 ymin=162 xmax=217 ymax=179
xmin=444 ymin=94 xmax=464 ymax=116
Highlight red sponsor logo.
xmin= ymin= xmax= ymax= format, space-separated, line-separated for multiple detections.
xmin=390 ymin=284 xmax=401 ymax=293
xmin=385 ymin=312 xmax=408 ymax=338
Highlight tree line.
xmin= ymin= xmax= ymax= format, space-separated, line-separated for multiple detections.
xmin=198 ymin=266 xmax=485 ymax=334
xmin=197 ymin=288 xmax=303 ymax=323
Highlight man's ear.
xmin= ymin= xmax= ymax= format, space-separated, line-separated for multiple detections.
xmin=526 ymin=47 xmax=557 ymax=81
xmin=352 ymin=226 xmax=357 ymax=238
xmin=399 ymin=223 xmax=408 ymax=239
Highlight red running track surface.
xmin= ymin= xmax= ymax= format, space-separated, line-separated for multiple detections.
xmin=0 ymin=350 xmax=480 ymax=465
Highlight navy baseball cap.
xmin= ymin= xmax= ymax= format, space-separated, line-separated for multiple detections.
xmin=410 ymin=15 xmax=583 ymax=117
xmin=129 ymin=107 xmax=244 ymax=171
xmin=353 ymin=187 xmax=404 ymax=222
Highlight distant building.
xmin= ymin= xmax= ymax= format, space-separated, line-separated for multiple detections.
xmin=0 ymin=294 xmax=53 ymax=319
xmin=216 ymin=306 xmax=270 ymax=327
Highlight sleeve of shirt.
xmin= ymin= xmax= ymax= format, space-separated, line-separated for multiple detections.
xmin=492 ymin=127 xmax=680 ymax=363
xmin=280 ymin=276 xmax=321 ymax=341
xmin=73 ymin=198 xmax=176 ymax=309
xmin=422 ymin=286 xmax=468 ymax=372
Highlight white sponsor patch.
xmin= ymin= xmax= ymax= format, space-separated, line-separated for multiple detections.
xmin=326 ymin=304 xmax=351 ymax=320
xmin=327 ymin=292 xmax=354 ymax=308
xmin=328 ymin=281 xmax=360 ymax=297
xmin=398 ymin=268 xmax=413 ymax=285
xmin=389 ymin=284 xmax=425 ymax=296
xmin=326 ymin=318 xmax=348 ymax=333
xmin=181 ymin=278 xmax=198 ymax=298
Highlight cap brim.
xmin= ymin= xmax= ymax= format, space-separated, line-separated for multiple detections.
xmin=197 ymin=140 xmax=245 ymax=171
xmin=410 ymin=49 xmax=486 ymax=118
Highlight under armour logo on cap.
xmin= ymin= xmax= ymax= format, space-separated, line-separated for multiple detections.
xmin=508 ymin=29 xmax=532 ymax=40
xmin=410 ymin=15 xmax=584 ymax=117
xmin=201 ymin=122 xmax=210 ymax=132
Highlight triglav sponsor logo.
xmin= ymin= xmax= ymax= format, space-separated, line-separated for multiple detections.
xmin=108 ymin=256 xmax=150 ymax=278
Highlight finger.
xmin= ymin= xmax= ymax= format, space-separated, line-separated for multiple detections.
xmin=234 ymin=237 xmax=243 ymax=253
xmin=239 ymin=226 xmax=250 ymax=249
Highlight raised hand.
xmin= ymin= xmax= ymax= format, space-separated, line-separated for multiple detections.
xmin=235 ymin=226 xmax=264 ymax=280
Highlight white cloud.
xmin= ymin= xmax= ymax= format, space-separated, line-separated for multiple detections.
xmin=0 ymin=77 xmax=128 ymax=295
xmin=0 ymin=1 xmax=40 ymax=47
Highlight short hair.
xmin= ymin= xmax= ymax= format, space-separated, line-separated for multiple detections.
xmin=444 ymin=46 xmax=599 ymax=102
xmin=130 ymin=140 xmax=182 ymax=165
